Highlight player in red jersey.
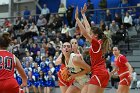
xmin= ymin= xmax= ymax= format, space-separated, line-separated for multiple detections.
xmin=0 ymin=32 xmax=27 ymax=93
xmin=55 ymin=39 xmax=83 ymax=93
xmin=75 ymin=4 xmax=111 ymax=93
xmin=110 ymin=47 xmax=133 ymax=93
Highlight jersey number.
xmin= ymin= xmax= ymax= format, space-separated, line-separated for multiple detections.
xmin=0 ymin=56 xmax=13 ymax=71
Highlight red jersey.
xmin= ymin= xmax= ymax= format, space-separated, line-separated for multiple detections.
xmin=0 ymin=50 xmax=16 ymax=80
xmin=115 ymin=54 xmax=129 ymax=75
xmin=89 ymin=38 xmax=106 ymax=75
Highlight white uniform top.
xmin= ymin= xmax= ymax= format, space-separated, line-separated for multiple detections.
xmin=65 ymin=53 xmax=89 ymax=89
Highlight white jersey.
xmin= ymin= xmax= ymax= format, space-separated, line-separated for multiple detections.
xmin=66 ymin=53 xmax=89 ymax=89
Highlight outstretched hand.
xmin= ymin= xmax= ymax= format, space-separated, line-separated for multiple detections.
xmin=81 ymin=3 xmax=87 ymax=15
xmin=75 ymin=6 xmax=79 ymax=20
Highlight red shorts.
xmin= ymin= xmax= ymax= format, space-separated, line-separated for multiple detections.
xmin=89 ymin=70 xmax=109 ymax=88
xmin=119 ymin=72 xmax=131 ymax=86
xmin=0 ymin=78 xmax=19 ymax=93
xmin=57 ymin=64 xmax=73 ymax=86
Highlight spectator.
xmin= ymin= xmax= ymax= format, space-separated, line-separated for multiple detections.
xmin=3 ymin=18 xmax=11 ymax=28
xmin=37 ymin=15 xmax=47 ymax=32
xmin=105 ymin=9 xmax=112 ymax=27
xmin=66 ymin=5 xmax=74 ymax=28
xmin=104 ymin=26 xmax=112 ymax=39
xmin=29 ymin=22 xmax=39 ymax=35
xmin=38 ymin=71 xmax=45 ymax=93
xmin=58 ymin=3 xmax=67 ymax=18
xmin=61 ymin=24 xmax=69 ymax=34
xmin=54 ymin=37 xmax=62 ymax=48
xmin=23 ymin=6 xmax=31 ymax=20
xmin=110 ymin=20 xmax=120 ymax=34
xmin=41 ymin=4 xmax=50 ymax=21
xmin=32 ymin=63 xmax=41 ymax=93
xmin=118 ymin=0 xmax=130 ymax=19
xmin=44 ymin=70 xmax=55 ymax=93
xmin=14 ymin=17 xmax=22 ymax=30
xmin=114 ymin=13 xmax=122 ymax=28
xmin=28 ymin=16 xmax=35 ymax=26
xmin=47 ymin=43 xmax=56 ymax=57
xmin=123 ymin=12 xmax=133 ymax=29
xmin=35 ymin=51 xmax=42 ymax=65
xmin=99 ymin=20 xmax=106 ymax=31
xmin=30 ymin=43 xmax=40 ymax=60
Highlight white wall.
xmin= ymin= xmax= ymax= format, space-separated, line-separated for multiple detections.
xmin=0 ymin=12 xmax=9 ymax=18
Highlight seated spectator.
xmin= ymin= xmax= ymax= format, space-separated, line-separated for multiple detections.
xmin=61 ymin=32 xmax=72 ymax=43
xmin=29 ymin=22 xmax=39 ymax=35
xmin=30 ymin=43 xmax=40 ymax=60
xmin=37 ymin=15 xmax=47 ymax=31
xmin=104 ymin=26 xmax=112 ymax=39
xmin=46 ymin=43 xmax=56 ymax=57
xmin=123 ymin=12 xmax=133 ymax=29
xmin=110 ymin=20 xmax=120 ymax=45
xmin=14 ymin=17 xmax=22 ymax=30
xmin=105 ymin=9 xmax=112 ymax=27
xmin=28 ymin=16 xmax=35 ymax=26
xmin=61 ymin=24 xmax=69 ymax=34
xmin=3 ymin=18 xmax=12 ymax=28
xmin=54 ymin=38 xmax=62 ymax=48
xmin=114 ymin=13 xmax=122 ymax=28
xmin=110 ymin=20 xmax=119 ymax=34
xmin=103 ymin=26 xmax=112 ymax=46
xmin=99 ymin=20 xmax=106 ymax=31
xmin=48 ymin=62 xmax=55 ymax=74
xmin=35 ymin=51 xmax=42 ymax=65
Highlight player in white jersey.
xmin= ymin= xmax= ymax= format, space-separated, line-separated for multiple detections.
xmin=61 ymin=42 xmax=91 ymax=93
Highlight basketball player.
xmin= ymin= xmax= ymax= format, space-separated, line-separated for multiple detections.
xmin=0 ymin=32 xmax=27 ymax=93
xmin=61 ymin=42 xmax=90 ymax=93
xmin=75 ymin=4 xmax=111 ymax=93
xmin=55 ymin=38 xmax=85 ymax=93
xmin=111 ymin=47 xmax=133 ymax=93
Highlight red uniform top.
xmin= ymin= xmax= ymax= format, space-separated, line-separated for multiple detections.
xmin=115 ymin=54 xmax=129 ymax=75
xmin=89 ymin=38 xmax=106 ymax=75
xmin=0 ymin=50 xmax=16 ymax=80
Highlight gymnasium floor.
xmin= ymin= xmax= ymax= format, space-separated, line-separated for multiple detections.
xmin=52 ymin=88 xmax=140 ymax=93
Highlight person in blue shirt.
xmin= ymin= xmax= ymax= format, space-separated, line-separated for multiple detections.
xmin=23 ymin=6 xmax=31 ymax=20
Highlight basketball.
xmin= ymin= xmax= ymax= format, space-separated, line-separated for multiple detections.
xmin=60 ymin=67 xmax=70 ymax=81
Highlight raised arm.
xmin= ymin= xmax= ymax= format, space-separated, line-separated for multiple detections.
xmin=75 ymin=6 xmax=92 ymax=43
xmin=81 ymin=3 xmax=91 ymax=34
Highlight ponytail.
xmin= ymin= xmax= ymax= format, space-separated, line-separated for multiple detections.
xmin=102 ymin=34 xmax=111 ymax=56
xmin=61 ymin=53 xmax=65 ymax=65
